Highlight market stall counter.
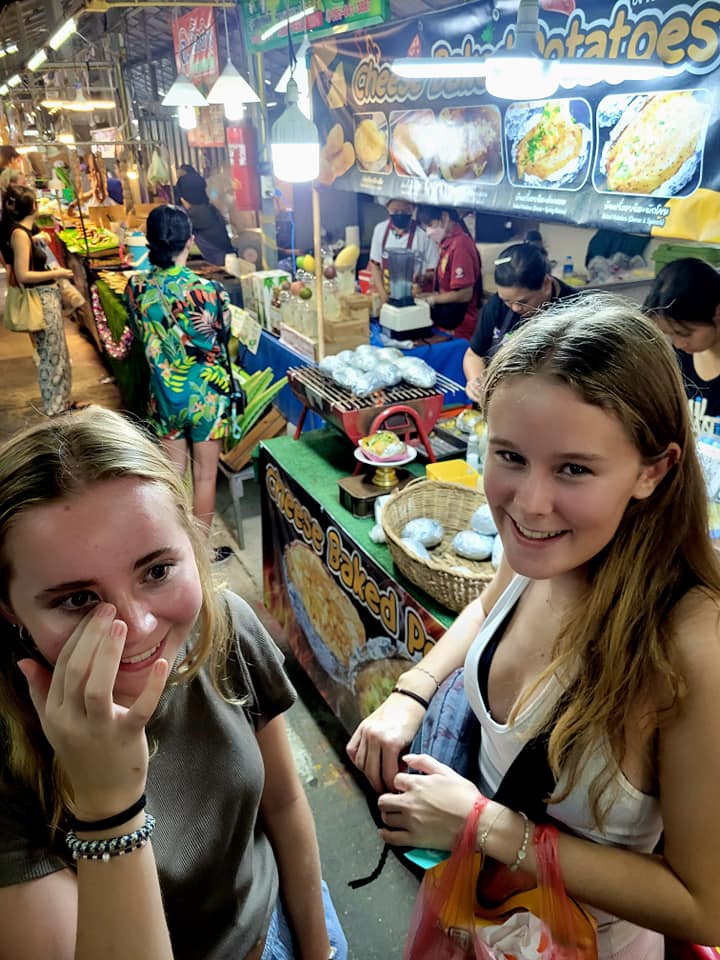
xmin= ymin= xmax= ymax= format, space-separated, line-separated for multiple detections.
xmin=259 ymin=429 xmax=456 ymax=734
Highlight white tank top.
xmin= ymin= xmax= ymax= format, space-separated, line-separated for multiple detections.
xmin=464 ymin=575 xmax=664 ymax=960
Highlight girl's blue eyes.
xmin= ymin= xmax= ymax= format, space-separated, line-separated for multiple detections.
xmin=54 ymin=564 xmax=174 ymax=612
xmin=494 ymin=451 xmax=592 ymax=477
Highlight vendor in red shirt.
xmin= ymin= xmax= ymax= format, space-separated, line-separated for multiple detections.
xmin=415 ymin=205 xmax=482 ymax=340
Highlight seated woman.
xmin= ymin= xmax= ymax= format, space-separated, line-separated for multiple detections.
xmin=643 ymin=257 xmax=720 ymax=436
xmin=125 ymin=204 xmax=233 ymax=560
xmin=462 ymin=238 xmax=575 ymax=402
xmin=174 ymin=164 xmax=235 ymax=266
xmin=415 ymin=205 xmax=482 ymax=340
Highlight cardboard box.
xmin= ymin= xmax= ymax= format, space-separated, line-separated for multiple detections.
xmin=252 ymin=270 xmax=291 ymax=329
xmin=340 ymin=293 xmax=371 ymax=325
xmin=220 ymin=406 xmax=287 ymax=473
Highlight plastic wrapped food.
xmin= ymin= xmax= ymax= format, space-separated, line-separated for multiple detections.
xmin=359 ymin=430 xmax=407 ymax=461
xmin=470 ymin=504 xmax=497 ymax=536
xmin=319 ymin=355 xmax=344 ymax=376
xmin=395 ymin=356 xmax=437 ymax=388
xmin=452 ymin=530 xmax=494 ymax=561
xmin=373 ymin=361 xmax=403 ymax=386
xmin=401 ymin=536 xmax=432 ymax=561
xmin=378 ymin=347 xmax=404 ymax=362
xmin=353 ymin=370 xmax=394 ymax=397
xmin=331 ymin=363 xmax=361 ymax=390
xmin=400 ymin=518 xmax=444 ymax=548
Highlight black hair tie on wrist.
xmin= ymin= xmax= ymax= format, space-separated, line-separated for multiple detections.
xmin=70 ymin=794 xmax=147 ymax=832
xmin=391 ymin=687 xmax=430 ymax=710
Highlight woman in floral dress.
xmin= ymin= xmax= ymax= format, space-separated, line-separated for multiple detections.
xmin=125 ymin=205 xmax=231 ymax=554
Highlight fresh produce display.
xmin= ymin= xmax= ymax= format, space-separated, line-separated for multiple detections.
xmin=334 ymin=243 xmax=359 ymax=271
xmin=59 ymin=225 xmax=119 ymax=255
xmin=97 ymin=271 xmax=131 ymax=296
xmin=225 ymin=366 xmax=287 ymax=452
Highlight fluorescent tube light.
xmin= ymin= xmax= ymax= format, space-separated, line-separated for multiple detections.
xmin=261 ymin=6 xmax=314 ymax=42
xmin=27 ymin=48 xmax=48 ymax=71
xmin=7 ymin=74 xmax=21 ymax=87
xmin=49 ymin=17 xmax=77 ymax=51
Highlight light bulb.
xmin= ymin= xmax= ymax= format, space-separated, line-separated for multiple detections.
xmin=485 ymin=55 xmax=557 ymax=101
xmin=270 ymin=142 xmax=319 ymax=183
xmin=224 ymin=101 xmax=244 ymax=122
xmin=178 ymin=105 xmax=197 ymax=130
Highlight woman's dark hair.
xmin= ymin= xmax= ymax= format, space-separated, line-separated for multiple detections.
xmin=178 ymin=163 xmax=199 ymax=176
xmin=2 ymin=185 xmax=36 ymax=222
xmin=146 ymin=204 xmax=192 ymax=268
xmin=0 ymin=145 xmax=19 ymax=169
xmin=417 ymin=204 xmax=472 ymax=236
xmin=643 ymin=258 xmax=720 ymax=328
xmin=494 ymin=241 xmax=549 ymax=290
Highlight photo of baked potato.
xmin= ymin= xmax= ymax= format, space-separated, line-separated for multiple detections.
xmin=284 ymin=541 xmax=365 ymax=684
xmin=438 ymin=106 xmax=502 ymax=184
xmin=354 ymin=113 xmax=389 ymax=173
xmin=598 ymin=90 xmax=709 ymax=197
xmin=389 ymin=110 xmax=437 ymax=179
xmin=506 ymin=99 xmax=592 ymax=190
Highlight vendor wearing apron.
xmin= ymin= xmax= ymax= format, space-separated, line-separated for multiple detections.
xmin=463 ymin=238 xmax=576 ymax=402
xmin=368 ymin=198 xmax=439 ymax=306
xmin=415 ymin=205 xmax=482 ymax=341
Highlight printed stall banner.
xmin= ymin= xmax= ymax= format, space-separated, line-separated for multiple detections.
xmin=310 ymin=0 xmax=720 ymax=241
xmin=259 ymin=442 xmax=448 ymax=733
xmin=244 ymin=0 xmax=389 ymax=54
xmin=172 ymin=6 xmax=225 ymax=148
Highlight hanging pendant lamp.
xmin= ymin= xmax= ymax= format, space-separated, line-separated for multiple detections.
xmin=270 ymin=76 xmax=319 ymax=182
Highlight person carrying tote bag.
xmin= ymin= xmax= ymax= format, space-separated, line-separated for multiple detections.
xmin=0 ymin=184 xmax=76 ymax=415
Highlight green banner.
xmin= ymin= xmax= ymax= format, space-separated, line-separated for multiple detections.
xmin=244 ymin=0 xmax=389 ymax=54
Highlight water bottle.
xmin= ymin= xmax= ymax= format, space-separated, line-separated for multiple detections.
xmin=466 ymin=431 xmax=480 ymax=472
xmin=563 ymin=255 xmax=574 ymax=278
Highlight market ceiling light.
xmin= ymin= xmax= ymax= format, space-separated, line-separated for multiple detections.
xmin=0 ymin=84 xmax=8 ymax=96
xmin=177 ymin=104 xmax=197 ymax=130
xmin=261 ymin=5 xmax=314 ymax=43
xmin=207 ymin=5 xmax=260 ymax=118
xmin=6 ymin=42 xmax=18 ymax=54
xmin=49 ymin=17 xmax=77 ymax=52
xmin=392 ymin=0 xmax=679 ymax=100
xmin=27 ymin=48 xmax=48 ymax=71
xmin=161 ymin=74 xmax=207 ymax=108
xmin=7 ymin=73 xmax=21 ymax=87
xmin=41 ymin=88 xmax=116 ymax=111
xmin=271 ymin=76 xmax=319 ymax=182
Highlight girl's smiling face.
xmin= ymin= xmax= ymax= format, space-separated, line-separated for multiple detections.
xmin=483 ymin=376 xmax=673 ymax=583
xmin=4 ymin=477 xmax=203 ymax=707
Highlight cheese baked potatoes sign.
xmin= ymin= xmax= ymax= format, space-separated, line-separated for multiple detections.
xmin=310 ymin=0 xmax=720 ymax=241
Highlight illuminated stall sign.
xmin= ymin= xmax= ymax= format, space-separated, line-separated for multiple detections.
xmin=310 ymin=0 xmax=720 ymax=241
xmin=244 ymin=0 xmax=389 ymax=54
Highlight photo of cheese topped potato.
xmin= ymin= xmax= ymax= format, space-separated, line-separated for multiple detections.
xmin=438 ymin=106 xmax=502 ymax=184
xmin=516 ymin=103 xmax=583 ymax=180
xmin=505 ymin=99 xmax=592 ymax=190
xmin=354 ymin=114 xmax=389 ymax=173
xmin=603 ymin=91 xmax=709 ymax=196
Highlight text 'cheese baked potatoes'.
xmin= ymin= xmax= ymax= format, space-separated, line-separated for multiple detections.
xmin=605 ymin=91 xmax=707 ymax=195
xmin=516 ymin=103 xmax=583 ymax=180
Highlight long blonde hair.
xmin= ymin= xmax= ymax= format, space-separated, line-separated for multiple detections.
xmin=0 ymin=406 xmax=233 ymax=829
xmin=482 ymin=293 xmax=720 ymax=824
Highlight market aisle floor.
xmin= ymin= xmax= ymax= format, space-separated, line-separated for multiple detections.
xmin=0 ymin=305 xmax=419 ymax=959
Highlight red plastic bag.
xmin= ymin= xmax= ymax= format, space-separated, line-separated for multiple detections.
xmin=403 ymin=803 xmax=597 ymax=960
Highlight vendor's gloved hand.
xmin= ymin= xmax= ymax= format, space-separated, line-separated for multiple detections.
xmin=347 ymin=692 xmax=426 ymax=793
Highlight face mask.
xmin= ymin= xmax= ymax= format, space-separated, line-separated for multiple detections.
xmin=425 ymin=225 xmax=445 ymax=245
xmin=390 ymin=212 xmax=412 ymax=231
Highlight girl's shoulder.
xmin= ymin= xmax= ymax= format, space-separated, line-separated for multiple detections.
xmin=669 ymin=586 xmax=720 ymax=682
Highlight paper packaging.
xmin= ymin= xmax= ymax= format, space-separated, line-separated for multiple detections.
xmin=240 ymin=270 xmax=291 ymax=329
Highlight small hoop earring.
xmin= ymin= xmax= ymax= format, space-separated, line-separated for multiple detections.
xmin=15 ymin=624 xmax=32 ymax=644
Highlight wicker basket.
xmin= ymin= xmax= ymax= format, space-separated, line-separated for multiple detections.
xmin=381 ymin=478 xmax=495 ymax=612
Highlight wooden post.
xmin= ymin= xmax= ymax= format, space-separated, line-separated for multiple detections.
xmin=312 ymin=184 xmax=324 ymax=361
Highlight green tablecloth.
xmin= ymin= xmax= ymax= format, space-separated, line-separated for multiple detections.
xmin=260 ymin=429 xmax=454 ymax=629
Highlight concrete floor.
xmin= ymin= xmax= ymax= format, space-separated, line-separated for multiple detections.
xmin=0 ymin=310 xmax=419 ymax=959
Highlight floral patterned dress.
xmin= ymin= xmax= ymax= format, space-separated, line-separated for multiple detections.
xmin=126 ymin=265 xmax=231 ymax=441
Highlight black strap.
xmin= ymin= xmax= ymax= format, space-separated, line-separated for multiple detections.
xmin=210 ymin=280 xmax=245 ymax=418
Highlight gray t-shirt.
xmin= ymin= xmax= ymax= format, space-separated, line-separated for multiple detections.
xmin=0 ymin=591 xmax=296 ymax=960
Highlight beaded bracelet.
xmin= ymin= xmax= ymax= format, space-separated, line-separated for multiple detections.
xmin=508 ymin=810 xmax=530 ymax=871
xmin=65 ymin=812 xmax=156 ymax=863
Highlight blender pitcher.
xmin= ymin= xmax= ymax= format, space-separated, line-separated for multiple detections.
xmin=386 ymin=249 xmax=419 ymax=306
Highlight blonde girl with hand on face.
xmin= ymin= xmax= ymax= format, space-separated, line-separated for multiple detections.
xmin=0 ymin=406 xmax=345 ymax=960
xmin=348 ymin=293 xmax=720 ymax=958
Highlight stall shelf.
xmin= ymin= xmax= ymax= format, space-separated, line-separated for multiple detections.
xmin=259 ymin=429 xmax=456 ymax=734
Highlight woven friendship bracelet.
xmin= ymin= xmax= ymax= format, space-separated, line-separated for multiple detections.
xmin=65 ymin=812 xmax=156 ymax=863
xmin=70 ymin=793 xmax=147 ymax=832
xmin=391 ymin=687 xmax=430 ymax=710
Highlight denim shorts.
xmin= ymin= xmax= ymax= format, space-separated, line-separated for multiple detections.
xmin=260 ymin=880 xmax=347 ymax=960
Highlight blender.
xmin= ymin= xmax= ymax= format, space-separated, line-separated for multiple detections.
xmin=379 ymin=249 xmax=432 ymax=339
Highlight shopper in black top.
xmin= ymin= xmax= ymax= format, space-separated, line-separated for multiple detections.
xmin=463 ymin=239 xmax=576 ymax=402
xmin=644 ymin=257 xmax=720 ymax=435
